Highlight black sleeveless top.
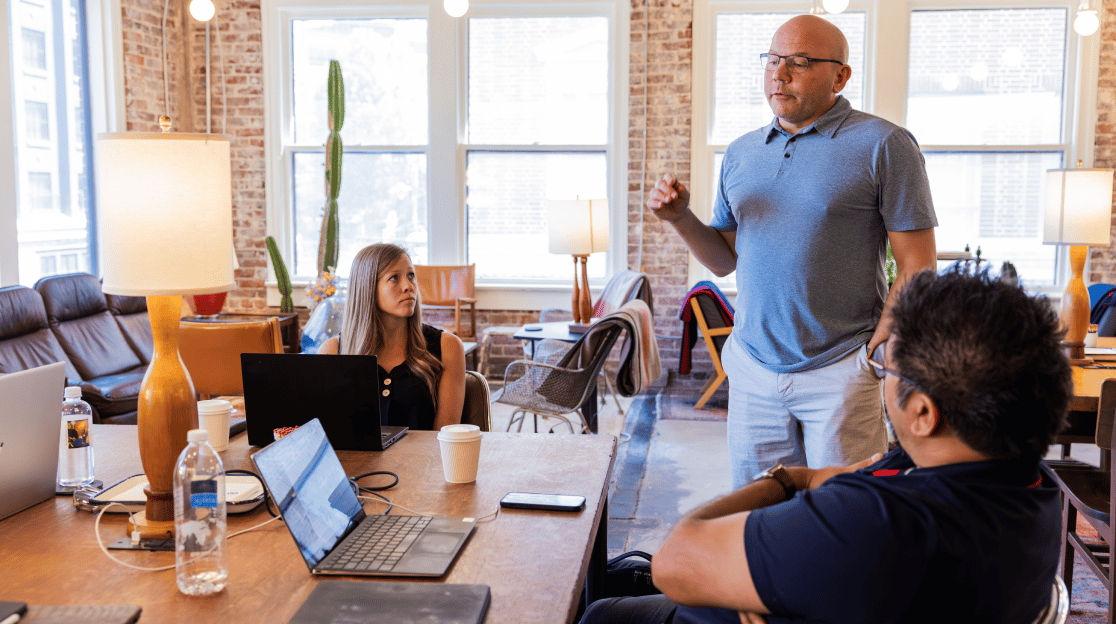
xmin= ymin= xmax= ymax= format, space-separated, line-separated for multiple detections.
xmin=376 ymin=324 xmax=443 ymax=431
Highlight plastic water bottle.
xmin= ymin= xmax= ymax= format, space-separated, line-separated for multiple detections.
xmin=173 ymin=429 xmax=228 ymax=596
xmin=57 ymin=386 xmax=94 ymax=487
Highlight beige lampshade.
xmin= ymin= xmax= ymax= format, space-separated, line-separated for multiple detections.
xmin=97 ymin=132 xmax=236 ymax=296
xmin=547 ymin=198 xmax=609 ymax=255
xmin=1043 ymin=167 xmax=1114 ymax=247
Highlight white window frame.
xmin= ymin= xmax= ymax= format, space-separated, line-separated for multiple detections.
xmin=690 ymin=0 xmax=1100 ymax=295
xmin=0 ymin=0 xmax=124 ymax=287
xmin=262 ymin=0 xmax=629 ymax=310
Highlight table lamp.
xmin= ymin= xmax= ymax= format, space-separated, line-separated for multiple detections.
xmin=548 ymin=198 xmax=609 ymax=328
xmin=1043 ymin=163 xmax=1114 ymax=365
xmin=97 ymin=123 xmax=235 ymax=537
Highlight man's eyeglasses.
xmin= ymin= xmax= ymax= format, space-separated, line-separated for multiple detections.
xmin=868 ymin=342 xmax=930 ymax=396
xmin=760 ymin=53 xmax=844 ymax=74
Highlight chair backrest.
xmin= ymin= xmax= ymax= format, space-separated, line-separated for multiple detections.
xmin=179 ymin=317 xmax=283 ymax=397
xmin=0 ymin=285 xmax=81 ymax=380
xmin=691 ymin=292 xmax=733 ymax=355
xmin=461 ymin=369 xmax=491 ymax=432
xmin=415 ymin=265 xmax=475 ymax=306
xmin=536 ymin=322 xmax=626 ymax=411
xmin=1096 ymin=378 xmax=1116 ymax=452
xmin=105 ymin=293 xmax=153 ymax=364
xmin=35 ymin=272 xmax=144 ymax=380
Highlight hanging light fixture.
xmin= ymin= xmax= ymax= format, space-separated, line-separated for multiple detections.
xmin=822 ymin=0 xmax=849 ymax=14
xmin=444 ymin=0 xmax=468 ymax=18
xmin=189 ymin=0 xmax=215 ymax=21
xmin=1075 ymin=1 xmax=1100 ymax=36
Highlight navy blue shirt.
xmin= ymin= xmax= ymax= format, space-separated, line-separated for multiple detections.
xmin=675 ymin=448 xmax=1060 ymax=624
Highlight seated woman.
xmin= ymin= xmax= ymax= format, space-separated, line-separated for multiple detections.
xmin=320 ymin=243 xmax=466 ymax=431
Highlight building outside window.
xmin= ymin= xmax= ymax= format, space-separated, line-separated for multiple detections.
xmin=5 ymin=0 xmax=99 ymax=285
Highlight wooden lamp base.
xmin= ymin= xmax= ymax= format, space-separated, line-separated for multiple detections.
xmin=1062 ymin=245 xmax=1094 ymax=366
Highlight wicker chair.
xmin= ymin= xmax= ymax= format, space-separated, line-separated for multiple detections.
xmin=494 ymin=321 xmax=624 ymax=433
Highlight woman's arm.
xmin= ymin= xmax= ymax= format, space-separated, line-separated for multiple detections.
xmin=319 ymin=336 xmax=340 ymax=354
xmin=432 ymin=332 xmax=466 ymax=430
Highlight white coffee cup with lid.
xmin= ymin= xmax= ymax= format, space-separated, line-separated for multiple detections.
xmin=197 ymin=399 xmax=233 ymax=451
xmin=437 ymin=424 xmax=482 ymax=483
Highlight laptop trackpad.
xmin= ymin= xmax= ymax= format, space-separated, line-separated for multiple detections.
xmin=393 ymin=532 xmax=467 ymax=574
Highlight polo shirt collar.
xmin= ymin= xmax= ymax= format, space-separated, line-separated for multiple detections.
xmin=764 ymin=95 xmax=852 ymax=142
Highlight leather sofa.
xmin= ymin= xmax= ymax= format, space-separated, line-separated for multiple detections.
xmin=0 ymin=273 xmax=152 ymax=424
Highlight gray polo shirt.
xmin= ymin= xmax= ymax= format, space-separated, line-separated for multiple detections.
xmin=711 ymin=96 xmax=937 ymax=373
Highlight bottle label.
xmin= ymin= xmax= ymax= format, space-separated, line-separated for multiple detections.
xmin=65 ymin=419 xmax=90 ymax=449
xmin=191 ymin=479 xmax=219 ymax=508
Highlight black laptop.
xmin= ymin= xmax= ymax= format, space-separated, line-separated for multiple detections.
xmin=240 ymin=353 xmax=407 ymax=450
xmin=251 ymin=418 xmax=477 ymax=577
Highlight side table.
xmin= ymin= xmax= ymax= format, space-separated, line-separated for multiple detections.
xmin=182 ymin=312 xmax=301 ymax=353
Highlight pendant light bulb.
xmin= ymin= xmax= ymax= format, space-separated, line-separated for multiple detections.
xmin=189 ymin=0 xmax=215 ymax=22
xmin=822 ymin=0 xmax=849 ymax=14
xmin=444 ymin=0 xmax=468 ymax=18
xmin=1075 ymin=9 xmax=1100 ymax=36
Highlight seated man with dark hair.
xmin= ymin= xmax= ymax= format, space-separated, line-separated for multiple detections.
xmin=583 ymin=267 xmax=1071 ymax=624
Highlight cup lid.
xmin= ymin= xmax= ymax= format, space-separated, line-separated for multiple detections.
xmin=198 ymin=399 xmax=233 ymax=414
xmin=438 ymin=423 xmax=481 ymax=440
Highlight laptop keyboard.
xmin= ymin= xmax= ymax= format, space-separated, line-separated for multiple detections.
xmin=329 ymin=515 xmax=432 ymax=572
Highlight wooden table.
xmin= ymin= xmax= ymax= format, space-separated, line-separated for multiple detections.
xmin=1070 ymin=337 xmax=1116 ymax=412
xmin=0 ymin=426 xmax=616 ymax=624
xmin=183 ymin=312 xmax=302 ymax=353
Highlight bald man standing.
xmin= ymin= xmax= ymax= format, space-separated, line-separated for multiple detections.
xmin=650 ymin=15 xmax=938 ymax=488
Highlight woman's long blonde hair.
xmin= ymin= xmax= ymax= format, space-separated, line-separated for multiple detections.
xmin=340 ymin=244 xmax=443 ymax=411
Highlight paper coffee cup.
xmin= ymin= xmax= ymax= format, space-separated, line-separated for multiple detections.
xmin=197 ymin=399 xmax=232 ymax=451
xmin=437 ymin=424 xmax=482 ymax=484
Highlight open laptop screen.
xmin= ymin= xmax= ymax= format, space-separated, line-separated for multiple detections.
xmin=252 ymin=418 xmax=365 ymax=568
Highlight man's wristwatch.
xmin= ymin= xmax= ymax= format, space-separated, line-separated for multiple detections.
xmin=758 ymin=464 xmax=797 ymax=500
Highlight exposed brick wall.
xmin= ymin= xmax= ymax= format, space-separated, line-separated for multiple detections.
xmin=1090 ymin=0 xmax=1116 ymax=282
xmin=120 ymin=0 xmax=185 ymax=132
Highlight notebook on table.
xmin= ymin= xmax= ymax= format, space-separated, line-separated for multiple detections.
xmin=287 ymin=581 xmax=490 ymax=624
xmin=251 ymin=418 xmax=476 ymax=577
xmin=241 ymin=353 xmax=407 ymax=450
xmin=0 ymin=362 xmax=66 ymax=521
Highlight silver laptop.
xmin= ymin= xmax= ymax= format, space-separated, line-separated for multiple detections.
xmin=251 ymin=418 xmax=476 ymax=577
xmin=0 ymin=362 xmax=66 ymax=520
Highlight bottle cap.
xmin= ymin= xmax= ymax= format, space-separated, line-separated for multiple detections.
xmin=187 ymin=429 xmax=210 ymax=443
xmin=64 ymin=386 xmax=82 ymax=399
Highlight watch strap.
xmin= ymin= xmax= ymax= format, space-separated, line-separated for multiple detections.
xmin=761 ymin=464 xmax=796 ymax=500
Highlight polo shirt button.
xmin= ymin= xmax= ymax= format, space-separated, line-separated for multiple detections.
xmin=384 ymin=378 xmax=391 ymax=385
xmin=784 ymin=153 xmax=790 ymax=158
xmin=382 ymin=389 xmax=390 ymax=397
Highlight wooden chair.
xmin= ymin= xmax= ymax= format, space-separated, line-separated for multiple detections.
xmin=415 ymin=264 xmax=477 ymax=339
xmin=690 ymin=293 xmax=733 ymax=409
xmin=178 ymin=317 xmax=283 ymax=399
xmin=1046 ymin=377 xmax=1116 ymax=622
xmin=461 ymin=369 xmax=491 ymax=432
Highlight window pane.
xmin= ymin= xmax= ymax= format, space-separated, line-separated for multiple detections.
xmin=468 ymin=17 xmax=608 ymax=145
xmin=466 ymin=152 xmax=607 ymax=280
xmin=22 ymin=29 xmax=46 ymax=71
xmin=12 ymin=0 xmax=95 ymax=286
xmin=907 ymin=9 xmax=1065 ymax=145
xmin=712 ymin=12 xmax=865 ymax=144
xmin=292 ymin=151 xmax=428 ymax=278
xmin=924 ymin=151 xmax=1062 ymax=287
xmin=26 ymin=101 xmax=49 ymax=140
xmin=291 ymin=19 xmax=428 ymax=146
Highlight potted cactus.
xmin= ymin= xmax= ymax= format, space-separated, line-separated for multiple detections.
xmin=266 ymin=235 xmax=294 ymax=313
